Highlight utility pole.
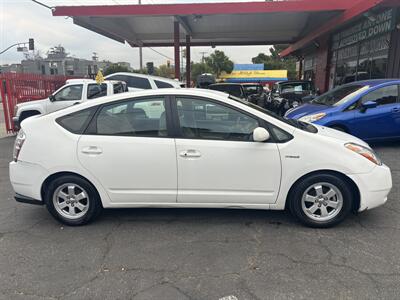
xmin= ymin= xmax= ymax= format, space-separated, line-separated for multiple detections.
xmin=138 ymin=0 xmax=143 ymax=70
xmin=199 ymin=51 xmax=207 ymax=63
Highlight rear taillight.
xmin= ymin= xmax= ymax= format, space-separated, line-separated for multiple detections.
xmin=13 ymin=129 xmax=26 ymax=162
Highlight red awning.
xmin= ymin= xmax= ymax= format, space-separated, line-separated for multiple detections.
xmin=52 ymin=0 xmax=355 ymax=47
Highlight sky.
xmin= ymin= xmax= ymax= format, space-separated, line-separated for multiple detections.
xmin=0 ymin=0 xmax=272 ymax=68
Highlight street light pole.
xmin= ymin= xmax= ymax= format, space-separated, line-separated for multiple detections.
xmin=138 ymin=0 xmax=143 ymax=70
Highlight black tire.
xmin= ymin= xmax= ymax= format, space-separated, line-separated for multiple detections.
xmin=19 ymin=111 xmax=40 ymax=124
xmin=44 ymin=175 xmax=102 ymax=226
xmin=288 ymin=173 xmax=353 ymax=228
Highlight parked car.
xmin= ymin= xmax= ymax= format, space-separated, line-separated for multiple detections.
xmin=10 ymin=89 xmax=391 ymax=228
xmin=269 ymin=80 xmax=317 ymax=115
xmin=13 ymin=79 xmax=127 ymax=129
xmin=285 ymin=79 xmax=400 ymax=142
xmin=196 ymin=73 xmax=216 ymax=88
xmin=105 ymin=72 xmax=185 ymax=91
xmin=208 ymin=83 xmax=267 ymax=107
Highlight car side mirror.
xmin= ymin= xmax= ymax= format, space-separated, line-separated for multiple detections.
xmin=360 ymin=100 xmax=377 ymax=113
xmin=253 ymin=127 xmax=270 ymax=142
xmin=49 ymin=95 xmax=56 ymax=102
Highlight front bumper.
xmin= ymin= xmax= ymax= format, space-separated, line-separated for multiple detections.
xmin=9 ymin=160 xmax=48 ymax=204
xmin=348 ymin=163 xmax=392 ymax=212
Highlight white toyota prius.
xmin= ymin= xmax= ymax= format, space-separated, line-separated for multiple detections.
xmin=9 ymin=89 xmax=392 ymax=227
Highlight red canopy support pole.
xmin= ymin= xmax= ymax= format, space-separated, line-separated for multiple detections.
xmin=186 ymin=35 xmax=191 ymax=87
xmin=174 ymin=21 xmax=180 ymax=80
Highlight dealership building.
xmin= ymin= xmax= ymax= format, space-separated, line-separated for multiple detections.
xmin=52 ymin=0 xmax=400 ymax=93
xmin=281 ymin=4 xmax=400 ymax=92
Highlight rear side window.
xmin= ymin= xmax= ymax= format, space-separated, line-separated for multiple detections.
xmin=113 ymin=83 xmax=125 ymax=94
xmin=127 ymin=76 xmax=152 ymax=89
xmin=155 ymin=80 xmax=173 ymax=89
xmin=56 ymin=107 xmax=96 ymax=134
xmin=87 ymin=84 xmax=107 ymax=99
xmin=95 ymin=97 xmax=166 ymax=137
xmin=107 ymin=75 xmax=151 ymax=89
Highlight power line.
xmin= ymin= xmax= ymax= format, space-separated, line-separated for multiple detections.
xmin=147 ymin=47 xmax=173 ymax=61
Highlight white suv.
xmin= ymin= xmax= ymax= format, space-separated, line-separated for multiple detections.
xmin=105 ymin=72 xmax=184 ymax=91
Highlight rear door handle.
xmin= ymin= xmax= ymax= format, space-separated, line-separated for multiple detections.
xmin=81 ymin=146 xmax=103 ymax=155
xmin=179 ymin=149 xmax=201 ymax=158
xmin=392 ymin=107 xmax=400 ymax=113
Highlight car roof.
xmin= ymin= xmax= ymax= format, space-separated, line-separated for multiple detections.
xmin=65 ymin=79 xmax=122 ymax=84
xmin=105 ymin=72 xmax=184 ymax=86
xmin=276 ymin=80 xmax=312 ymax=85
xmin=343 ymin=79 xmax=400 ymax=87
xmin=209 ymin=83 xmax=241 ymax=86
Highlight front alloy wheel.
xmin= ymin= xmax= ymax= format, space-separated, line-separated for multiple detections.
xmin=301 ymin=183 xmax=343 ymax=222
xmin=289 ymin=174 xmax=353 ymax=228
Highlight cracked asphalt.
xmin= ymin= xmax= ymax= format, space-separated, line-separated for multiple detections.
xmin=0 ymin=136 xmax=399 ymax=300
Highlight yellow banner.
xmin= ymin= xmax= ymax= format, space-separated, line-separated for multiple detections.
xmin=221 ymin=70 xmax=287 ymax=79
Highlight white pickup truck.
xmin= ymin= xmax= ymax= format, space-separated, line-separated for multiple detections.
xmin=13 ymin=79 xmax=127 ymax=129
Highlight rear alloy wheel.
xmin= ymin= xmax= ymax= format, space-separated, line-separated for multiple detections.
xmin=45 ymin=175 xmax=102 ymax=226
xmin=53 ymin=183 xmax=90 ymax=220
xmin=289 ymin=174 xmax=353 ymax=228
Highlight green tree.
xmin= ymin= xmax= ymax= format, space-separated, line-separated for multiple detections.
xmin=103 ymin=64 xmax=131 ymax=76
xmin=155 ymin=64 xmax=174 ymax=78
xmin=252 ymin=45 xmax=297 ymax=80
xmin=204 ymin=50 xmax=234 ymax=77
xmin=191 ymin=62 xmax=213 ymax=83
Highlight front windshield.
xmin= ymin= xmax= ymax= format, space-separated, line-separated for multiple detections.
xmin=312 ymin=84 xmax=368 ymax=106
xmin=209 ymin=85 xmax=243 ymax=98
xmin=243 ymin=85 xmax=260 ymax=95
xmin=229 ymin=95 xmax=317 ymax=133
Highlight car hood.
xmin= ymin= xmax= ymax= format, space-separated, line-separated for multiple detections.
xmin=285 ymin=103 xmax=331 ymax=119
xmin=314 ymin=124 xmax=370 ymax=148
xmin=16 ymin=98 xmax=47 ymax=109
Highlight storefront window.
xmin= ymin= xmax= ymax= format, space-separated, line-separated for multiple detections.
xmin=330 ymin=9 xmax=395 ymax=86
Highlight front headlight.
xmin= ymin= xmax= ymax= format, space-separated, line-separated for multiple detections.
xmin=299 ymin=112 xmax=326 ymax=123
xmin=345 ymin=143 xmax=382 ymax=165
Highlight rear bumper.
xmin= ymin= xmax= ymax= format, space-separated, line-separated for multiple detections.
xmin=348 ymin=163 xmax=392 ymax=212
xmin=9 ymin=161 xmax=48 ymax=204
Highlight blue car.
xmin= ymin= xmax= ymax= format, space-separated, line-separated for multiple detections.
xmin=285 ymin=79 xmax=400 ymax=142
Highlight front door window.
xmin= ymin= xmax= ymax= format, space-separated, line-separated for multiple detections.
xmin=175 ymin=97 xmax=258 ymax=141
xmin=54 ymin=85 xmax=83 ymax=101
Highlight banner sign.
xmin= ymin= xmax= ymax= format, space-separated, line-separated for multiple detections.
xmin=332 ymin=9 xmax=395 ymax=51
xmin=221 ymin=70 xmax=287 ymax=79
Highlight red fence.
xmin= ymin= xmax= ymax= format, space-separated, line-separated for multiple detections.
xmin=0 ymin=73 xmax=70 ymax=133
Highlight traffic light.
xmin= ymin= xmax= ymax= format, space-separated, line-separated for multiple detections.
xmin=28 ymin=38 xmax=34 ymax=51
xmin=146 ymin=62 xmax=154 ymax=75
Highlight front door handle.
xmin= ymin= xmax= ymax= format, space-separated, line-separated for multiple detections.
xmin=391 ymin=107 xmax=400 ymax=113
xmin=179 ymin=149 xmax=201 ymax=158
xmin=81 ymin=146 xmax=103 ymax=155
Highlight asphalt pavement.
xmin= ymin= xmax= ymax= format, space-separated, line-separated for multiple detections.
xmin=0 ymin=136 xmax=399 ymax=300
